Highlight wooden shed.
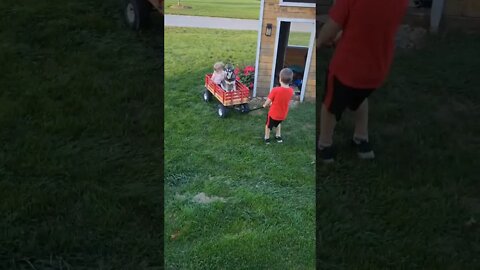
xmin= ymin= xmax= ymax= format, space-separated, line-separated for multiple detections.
xmin=253 ymin=0 xmax=316 ymax=102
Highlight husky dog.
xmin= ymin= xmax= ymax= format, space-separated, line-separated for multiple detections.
xmin=221 ymin=64 xmax=237 ymax=92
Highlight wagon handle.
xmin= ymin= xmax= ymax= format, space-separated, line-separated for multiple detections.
xmin=249 ymin=106 xmax=264 ymax=112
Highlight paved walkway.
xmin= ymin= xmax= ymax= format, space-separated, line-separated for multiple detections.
xmin=165 ymin=15 xmax=312 ymax=32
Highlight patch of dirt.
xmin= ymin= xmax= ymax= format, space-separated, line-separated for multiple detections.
xmin=289 ymin=100 xmax=300 ymax=109
xmin=192 ymin=192 xmax=226 ymax=204
xmin=465 ymin=217 xmax=477 ymax=227
xmin=249 ymin=97 xmax=266 ymax=106
xmin=169 ymin=4 xmax=192 ymax=9
xmin=432 ymin=97 xmax=475 ymax=126
xmin=174 ymin=193 xmax=187 ymax=201
xmin=249 ymin=109 xmax=264 ymax=116
xmin=170 ymin=230 xmax=181 ymax=240
xmin=248 ymin=97 xmax=267 ymax=115
xmin=395 ymin=24 xmax=427 ymax=49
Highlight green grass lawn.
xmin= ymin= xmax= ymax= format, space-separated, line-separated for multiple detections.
xmin=317 ymin=34 xmax=480 ymax=268
xmin=165 ymin=0 xmax=261 ymax=19
xmin=289 ymin=32 xmax=312 ymax=47
xmin=164 ymin=27 xmax=315 ymax=269
xmin=0 ymin=0 xmax=163 ymax=268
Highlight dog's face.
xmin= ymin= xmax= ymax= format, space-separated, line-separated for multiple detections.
xmin=225 ymin=65 xmax=235 ymax=81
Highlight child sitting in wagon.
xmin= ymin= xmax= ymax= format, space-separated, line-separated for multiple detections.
xmin=211 ymin=62 xmax=236 ymax=92
xmin=211 ymin=62 xmax=226 ymax=86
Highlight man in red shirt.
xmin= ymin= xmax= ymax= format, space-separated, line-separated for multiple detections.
xmin=317 ymin=0 xmax=409 ymax=163
xmin=263 ymin=68 xmax=294 ymax=144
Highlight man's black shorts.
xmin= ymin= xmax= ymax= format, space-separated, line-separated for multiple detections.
xmin=322 ymin=69 xmax=375 ymax=121
xmin=266 ymin=116 xmax=282 ymax=130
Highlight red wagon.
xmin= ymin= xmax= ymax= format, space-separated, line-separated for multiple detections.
xmin=203 ymin=74 xmax=251 ymax=118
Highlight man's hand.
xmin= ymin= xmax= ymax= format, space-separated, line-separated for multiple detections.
xmin=317 ymin=18 xmax=342 ymax=49
xmin=334 ymin=31 xmax=343 ymax=44
xmin=321 ymin=31 xmax=342 ymax=48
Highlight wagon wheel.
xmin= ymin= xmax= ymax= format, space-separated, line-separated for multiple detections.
xmin=217 ymin=104 xmax=228 ymax=118
xmin=123 ymin=0 xmax=151 ymax=30
xmin=203 ymin=88 xmax=212 ymax=102
xmin=240 ymin=103 xmax=250 ymax=113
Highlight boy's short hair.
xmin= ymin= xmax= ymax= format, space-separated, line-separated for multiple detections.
xmin=279 ymin=68 xmax=293 ymax=84
xmin=214 ymin=62 xmax=225 ymax=70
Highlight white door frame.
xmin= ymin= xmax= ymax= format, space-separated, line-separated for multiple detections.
xmin=269 ymin=17 xmax=316 ymax=102
xmin=430 ymin=0 xmax=445 ymax=33
xmin=253 ymin=0 xmax=265 ymax=98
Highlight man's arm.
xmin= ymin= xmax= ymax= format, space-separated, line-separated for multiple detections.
xmin=317 ymin=18 xmax=342 ymax=48
xmin=317 ymin=0 xmax=349 ymax=48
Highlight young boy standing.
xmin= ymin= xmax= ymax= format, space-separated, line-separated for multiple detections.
xmin=317 ymin=0 xmax=409 ymax=163
xmin=263 ymin=68 xmax=294 ymax=144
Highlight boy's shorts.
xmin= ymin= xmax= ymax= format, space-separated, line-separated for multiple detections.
xmin=266 ymin=116 xmax=282 ymax=130
xmin=322 ymin=69 xmax=375 ymax=121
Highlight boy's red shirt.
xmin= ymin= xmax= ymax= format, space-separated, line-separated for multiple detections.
xmin=267 ymin=86 xmax=294 ymax=120
xmin=329 ymin=0 xmax=408 ymax=89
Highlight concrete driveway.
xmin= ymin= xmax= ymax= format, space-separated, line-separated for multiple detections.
xmin=165 ymin=15 xmax=312 ymax=32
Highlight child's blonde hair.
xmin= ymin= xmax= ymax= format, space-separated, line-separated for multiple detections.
xmin=213 ymin=62 xmax=225 ymax=71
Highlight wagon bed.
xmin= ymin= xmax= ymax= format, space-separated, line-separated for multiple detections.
xmin=204 ymin=74 xmax=250 ymax=106
xmin=203 ymin=74 xmax=252 ymax=118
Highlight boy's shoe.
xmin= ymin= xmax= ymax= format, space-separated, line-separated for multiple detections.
xmin=318 ymin=145 xmax=335 ymax=164
xmin=351 ymin=138 xmax=375 ymax=159
xmin=264 ymin=138 xmax=271 ymax=145
xmin=275 ymin=136 xmax=283 ymax=143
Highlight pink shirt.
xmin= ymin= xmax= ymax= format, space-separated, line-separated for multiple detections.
xmin=211 ymin=71 xmax=226 ymax=84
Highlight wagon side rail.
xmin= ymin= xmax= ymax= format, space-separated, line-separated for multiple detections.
xmin=230 ymin=80 xmax=250 ymax=104
xmin=205 ymin=74 xmax=250 ymax=106
xmin=205 ymin=74 xmax=226 ymax=104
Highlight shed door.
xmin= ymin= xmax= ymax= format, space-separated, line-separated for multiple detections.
xmin=273 ymin=22 xmax=291 ymax=87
